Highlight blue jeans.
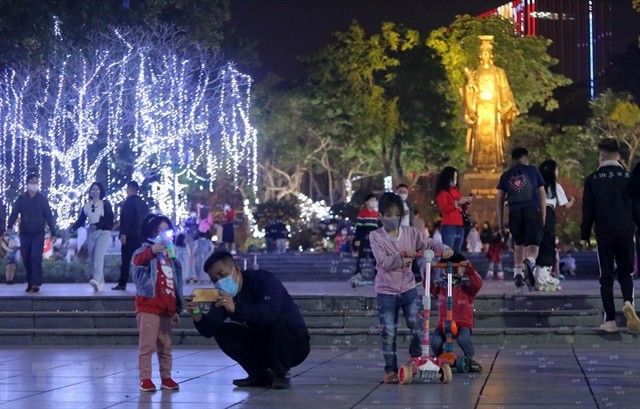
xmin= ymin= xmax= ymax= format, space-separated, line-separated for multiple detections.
xmin=430 ymin=326 xmax=475 ymax=359
xmin=377 ymin=288 xmax=422 ymax=373
xmin=441 ymin=225 xmax=464 ymax=252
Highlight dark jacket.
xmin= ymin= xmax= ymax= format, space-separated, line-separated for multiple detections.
xmin=193 ymin=269 xmax=309 ymax=338
xmin=7 ymin=192 xmax=56 ymax=235
xmin=70 ymin=200 xmax=114 ymax=231
xmin=581 ymin=161 xmax=634 ymax=241
xmin=119 ymin=195 xmax=149 ymax=242
xmin=627 ymin=162 xmax=640 ymax=228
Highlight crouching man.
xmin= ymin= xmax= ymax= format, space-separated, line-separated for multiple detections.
xmin=185 ymin=251 xmax=310 ymax=389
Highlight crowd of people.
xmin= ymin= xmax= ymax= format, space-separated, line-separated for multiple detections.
xmin=3 ymin=138 xmax=640 ymax=390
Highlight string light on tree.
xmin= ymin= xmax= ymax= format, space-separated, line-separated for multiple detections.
xmin=0 ymin=25 xmax=257 ymax=227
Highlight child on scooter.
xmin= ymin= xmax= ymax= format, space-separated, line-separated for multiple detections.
xmin=430 ymin=252 xmax=483 ymax=372
xmin=369 ymin=192 xmax=453 ymax=384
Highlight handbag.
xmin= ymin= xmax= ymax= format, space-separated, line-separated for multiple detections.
xmin=447 ymin=190 xmax=473 ymax=228
xmin=461 ymin=209 xmax=473 ymax=228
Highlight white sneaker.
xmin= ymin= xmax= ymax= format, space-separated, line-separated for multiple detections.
xmin=486 ymin=271 xmax=494 ymax=280
xmin=623 ymin=301 xmax=640 ymax=332
xmin=599 ymin=320 xmax=618 ymax=333
xmin=535 ymin=266 xmax=561 ymax=291
xmin=89 ymin=279 xmax=101 ymax=292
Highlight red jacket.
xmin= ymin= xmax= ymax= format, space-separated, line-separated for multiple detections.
xmin=436 ymin=187 xmax=467 ymax=227
xmin=430 ymin=262 xmax=483 ymax=330
xmin=134 ymin=247 xmax=177 ymax=317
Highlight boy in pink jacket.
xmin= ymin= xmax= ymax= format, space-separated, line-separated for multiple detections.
xmin=369 ymin=192 xmax=453 ymax=384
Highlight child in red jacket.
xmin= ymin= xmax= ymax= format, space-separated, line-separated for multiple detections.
xmin=430 ymin=252 xmax=483 ymax=372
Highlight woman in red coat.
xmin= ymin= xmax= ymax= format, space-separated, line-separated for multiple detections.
xmin=435 ymin=166 xmax=473 ymax=252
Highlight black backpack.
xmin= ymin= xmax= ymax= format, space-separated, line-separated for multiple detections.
xmin=506 ymin=167 xmax=535 ymax=204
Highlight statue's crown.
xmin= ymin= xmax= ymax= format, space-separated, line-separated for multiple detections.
xmin=478 ymin=35 xmax=494 ymax=50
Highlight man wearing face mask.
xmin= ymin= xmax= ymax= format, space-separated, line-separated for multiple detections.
xmin=185 ymin=251 xmax=310 ymax=390
xmin=6 ymin=174 xmax=57 ymax=293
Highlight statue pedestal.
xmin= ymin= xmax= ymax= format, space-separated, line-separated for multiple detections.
xmin=462 ymin=171 xmax=501 ymax=226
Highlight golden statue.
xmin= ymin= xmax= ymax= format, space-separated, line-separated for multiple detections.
xmin=461 ymin=35 xmax=519 ymax=172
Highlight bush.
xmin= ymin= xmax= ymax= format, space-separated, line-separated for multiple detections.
xmin=1 ymin=255 xmax=125 ymax=283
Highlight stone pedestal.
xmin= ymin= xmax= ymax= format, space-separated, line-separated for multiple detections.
xmin=462 ymin=171 xmax=501 ymax=226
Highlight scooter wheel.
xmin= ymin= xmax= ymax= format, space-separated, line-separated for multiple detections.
xmin=439 ymin=363 xmax=452 ymax=384
xmin=398 ymin=364 xmax=413 ymax=385
xmin=456 ymin=355 xmax=470 ymax=373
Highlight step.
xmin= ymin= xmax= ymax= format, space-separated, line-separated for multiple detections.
xmin=0 ymin=309 xmax=607 ymax=330
xmin=0 ymin=326 xmax=637 ymax=347
xmin=0 ymin=293 xmax=606 ymax=313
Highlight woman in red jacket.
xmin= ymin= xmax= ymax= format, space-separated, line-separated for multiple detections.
xmin=435 ymin=166 xmax=473 ymax=252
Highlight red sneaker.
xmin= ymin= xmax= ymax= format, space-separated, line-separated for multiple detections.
xmin=139 ymin=379 xmax=156 ymax=392
xmin=161 ymin=378 xmax=179 ymax=390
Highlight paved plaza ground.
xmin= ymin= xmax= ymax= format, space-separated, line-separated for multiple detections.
xmin=1 ymin=343 xmax=638 ymax=409
xmin=1 ymin=279 xmax=639 ymax=408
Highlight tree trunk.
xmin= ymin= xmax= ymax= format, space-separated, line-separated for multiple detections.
xmin=392 ymin=137 xmax=404 ymax=178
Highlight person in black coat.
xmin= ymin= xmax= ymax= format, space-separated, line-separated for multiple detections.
xmin=580 ymin=138 xmax=639 ymax=333
xmin=113 ymin=181 xmax=149 ymax=290
xmin=6 ymin=174 xmax=57 ymax=293
xmin=186 ymin=251 xmax=310 ymax=389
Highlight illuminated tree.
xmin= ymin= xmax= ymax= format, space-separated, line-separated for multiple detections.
xmin=0 ymin=25 xmax=256 ymax=227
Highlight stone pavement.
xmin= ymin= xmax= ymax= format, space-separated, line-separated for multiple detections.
xmin=0 ymin=343 xmax=638 ymax=409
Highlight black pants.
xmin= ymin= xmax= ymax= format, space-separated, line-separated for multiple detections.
xmin=536 ymin=206 xmax=556 ymax=267
xmin=118 ymin=239 xmax=141 ymax=286
xmin=20 ymin=232 xmax=45 ymax=286
xmin=214 ymin=320 xmax=310 ymax=377
xmin=595 ymin=232 xmax=635 ymax=322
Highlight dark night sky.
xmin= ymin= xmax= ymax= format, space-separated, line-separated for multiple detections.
xmin=228 ymin=0 xmax=640 ymax=81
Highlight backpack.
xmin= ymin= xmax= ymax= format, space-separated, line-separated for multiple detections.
xmin=506 ymin=167 xmax=535 ymax=204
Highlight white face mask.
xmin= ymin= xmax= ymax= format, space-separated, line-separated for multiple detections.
xmin=398 ymin=193 xmax=408 ymax=202
xmin=27 ymin=183 xmax=39 ymax=193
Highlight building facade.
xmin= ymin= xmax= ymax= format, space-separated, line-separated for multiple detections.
xmin=479 ymin=0 xmax=613 ymax=98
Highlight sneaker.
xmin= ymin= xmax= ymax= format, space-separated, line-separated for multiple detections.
xmin=514 ymin=274 xmax=524 ymax=289
xmin=522 ymin=258 xmax=535 ymax=291
xmin=139 ymin=379 xmax=156 ymax=392
xmin=31 ymin=285 xmax=40 ymax=293
xmin=161 ymin=378 xmax=179 ymax=390
xmin=111 ymin=285 xmax=127 ymax=291
xmin=383 ymin=371 xmax=398 ymax=384
xmin=599 ymin=320 xmax=619 ymax=333
xmin=25 ymin=285 xmax=33 ymax=293
xmin=623 ymin=302 xmax=640 ymax=332
xmin=497 ymin=271 xmax=504 ymax=281
xmin=486 ymin=271 xmax=494 ymax=280
xmin=272 ymin=373 xmax=291 ymax=390
xmin=469 ymin=359 xmax=483 ymax=373
xmin=232 ymin=372 xmax=273 ymax=388
xmin=89 ymin=279 xmax=99 ymax=292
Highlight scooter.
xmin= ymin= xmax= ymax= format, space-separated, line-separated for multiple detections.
xmin=432 ymin=260 xmax=471 ymax=374
xmin=398 ymin=250 xmax=452 ymax=384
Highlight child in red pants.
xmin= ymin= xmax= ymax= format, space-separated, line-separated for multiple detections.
xmin=133 ymin=214 xmax=184 ymax=392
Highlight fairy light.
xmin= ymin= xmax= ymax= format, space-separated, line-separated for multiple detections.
xmin=0 ymin=26 xmax=257 ymax=228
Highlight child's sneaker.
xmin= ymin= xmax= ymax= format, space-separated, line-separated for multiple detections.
xmin=599 ymin=320 xmax=618 ymax=333
xmin=497 ymin=271 xmax=504 ymax=281
xmin=486 ymin=271 xmax=494 ymax=280
xmin=514 ymin=273 xmax=525 ymax=292
xmin=469 ymin=359 xmax=483 ymax=373
xmin=622 ymin=301 xmax=640 ymax=332
xmin=383 ymin=371 xmax=398 ymax=384
xmin=139 ymin=379 xmax=156 ymax=392
xmin=161 ymin=378 xmax=179 ymax=390
xmin=522 ymin=258 xmax=535 ymax=292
